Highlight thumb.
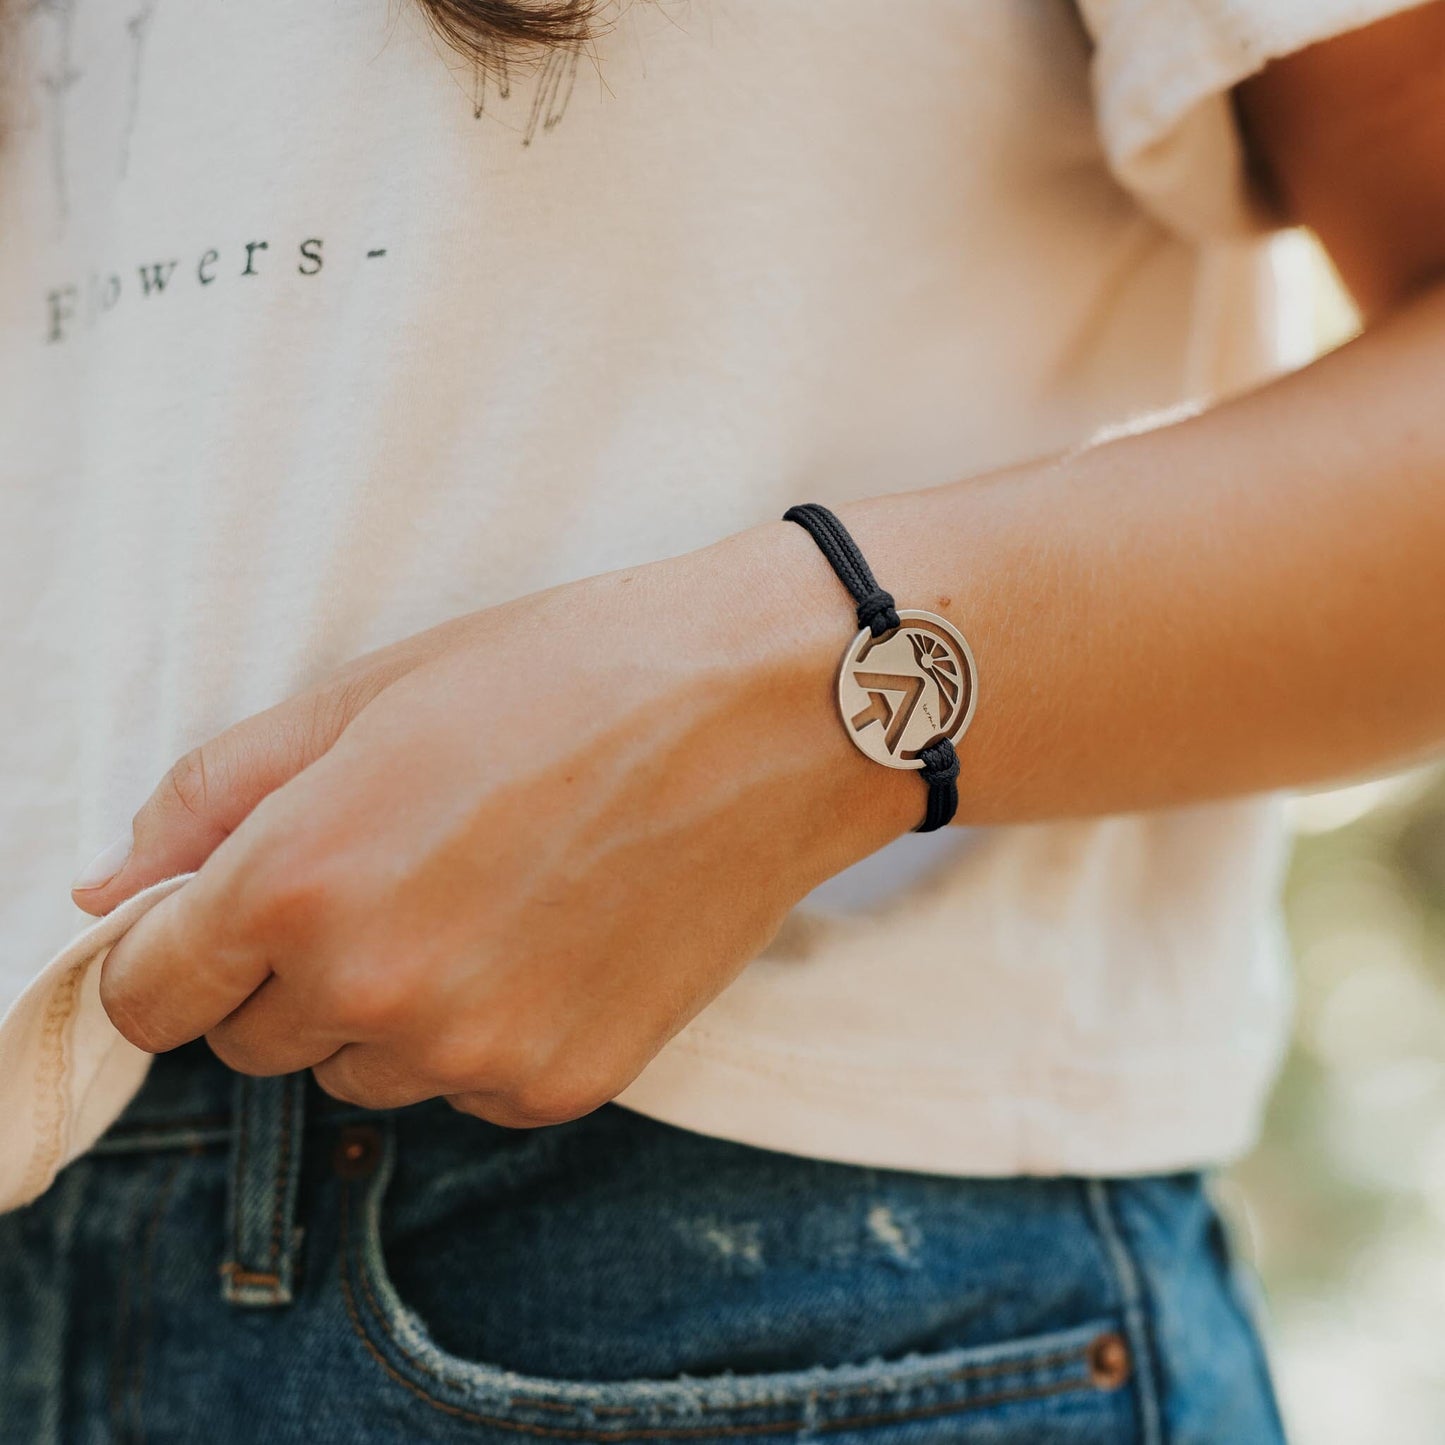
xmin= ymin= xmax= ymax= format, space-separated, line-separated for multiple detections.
xmin=71 ymin=672 xmax=390 ymax=916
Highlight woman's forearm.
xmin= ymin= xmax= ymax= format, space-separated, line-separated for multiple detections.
xmin=733 ymin=278 xmax=1445 ymax=831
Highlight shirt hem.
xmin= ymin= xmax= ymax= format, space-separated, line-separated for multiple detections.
xmin=614 ymin=1026 xmax=1285 ymax=1179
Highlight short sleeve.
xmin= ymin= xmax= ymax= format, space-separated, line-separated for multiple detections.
xmin=1077 ymin=0 xmax=1437 ymax=241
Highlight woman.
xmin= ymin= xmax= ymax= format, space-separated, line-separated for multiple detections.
xmin=2 ymin=0 xmax=1443 ymax=1439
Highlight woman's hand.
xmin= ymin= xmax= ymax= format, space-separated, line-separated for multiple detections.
xmin=81 ymin=523 xmax=913 ymax=1124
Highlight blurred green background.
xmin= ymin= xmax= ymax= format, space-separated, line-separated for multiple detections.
xmin=1230 ymin=767 xmax=1445 ymax=1442
xmin=1225 ymin=237 xmax=1445 ymax=1442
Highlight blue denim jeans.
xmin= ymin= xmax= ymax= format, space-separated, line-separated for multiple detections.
xmin=0 ymin=1040 xmax=1286 ymax=1443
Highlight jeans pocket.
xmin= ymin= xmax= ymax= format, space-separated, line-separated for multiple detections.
xmin=333 ymin=1123 xmax=1142 ymax=1444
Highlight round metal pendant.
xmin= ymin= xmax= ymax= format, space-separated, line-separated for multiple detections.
xmin=835 ymin=610 xmax=978 ymax=770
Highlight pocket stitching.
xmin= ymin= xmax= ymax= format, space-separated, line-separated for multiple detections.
xmin=338 ymin=1173 xmax=1116 ymax=1438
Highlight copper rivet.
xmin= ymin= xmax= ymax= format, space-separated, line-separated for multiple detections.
xmin=332 ymin=1124 xmax=381 ymax=1180
xmin=1087 ymin=1331 xmax=1132 ymax=1390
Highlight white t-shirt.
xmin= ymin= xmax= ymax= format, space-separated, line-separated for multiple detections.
xmin=0 ymin=0 xmax=1417 ymax=1209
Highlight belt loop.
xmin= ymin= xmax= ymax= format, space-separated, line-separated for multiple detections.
xmin=221 ymin=1071 xmax=308 ymax=1307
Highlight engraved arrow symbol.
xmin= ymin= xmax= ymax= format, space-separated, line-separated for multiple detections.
xmin=850 ymin=672 xmax=926 ymax=754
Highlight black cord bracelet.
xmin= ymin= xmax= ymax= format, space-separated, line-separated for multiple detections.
xmin=783 ymin=503 xmax=977 ymax=833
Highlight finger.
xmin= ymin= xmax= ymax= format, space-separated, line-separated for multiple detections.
xmin=444 ymin=1080 xmax=611 ymax=1130
xmin=204 ymin=975 xmax=346 ymax=1077
xmin=312 ymin=1045 xmax=443 ymax=1112
xmin=99 ymin=874 xmax=272 ymax=1054
xmin=445 ymin=1091 xmax=553 ymax=1129
xmin=71 ymin=672 xmax=391 ymax=917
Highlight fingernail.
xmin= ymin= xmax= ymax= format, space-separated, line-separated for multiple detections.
xmin=72 ymin=832 xmax=133 ymax=892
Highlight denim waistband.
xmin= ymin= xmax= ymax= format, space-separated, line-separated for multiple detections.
xmin=17 ymin=1040 xmax=1290 ymax=1443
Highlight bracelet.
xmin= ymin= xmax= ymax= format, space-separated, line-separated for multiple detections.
xmin=783 ymin=503 xmax=978 ymax=833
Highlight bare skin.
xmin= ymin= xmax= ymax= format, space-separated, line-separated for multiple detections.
xmin=79 ymin=5 xmax=1445 ymax=1124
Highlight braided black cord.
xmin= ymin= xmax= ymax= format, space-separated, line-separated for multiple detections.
xmin=917 ymin=740 xmax=960 ymax=833
xmin=783 ymin=502 xmax=959 ymax=833
xmin=782 ymin=503 xmax=901 ymax=637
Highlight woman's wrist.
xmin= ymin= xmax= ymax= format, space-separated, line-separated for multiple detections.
xmin=682 ymin=518 xmax=946 ymax=870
